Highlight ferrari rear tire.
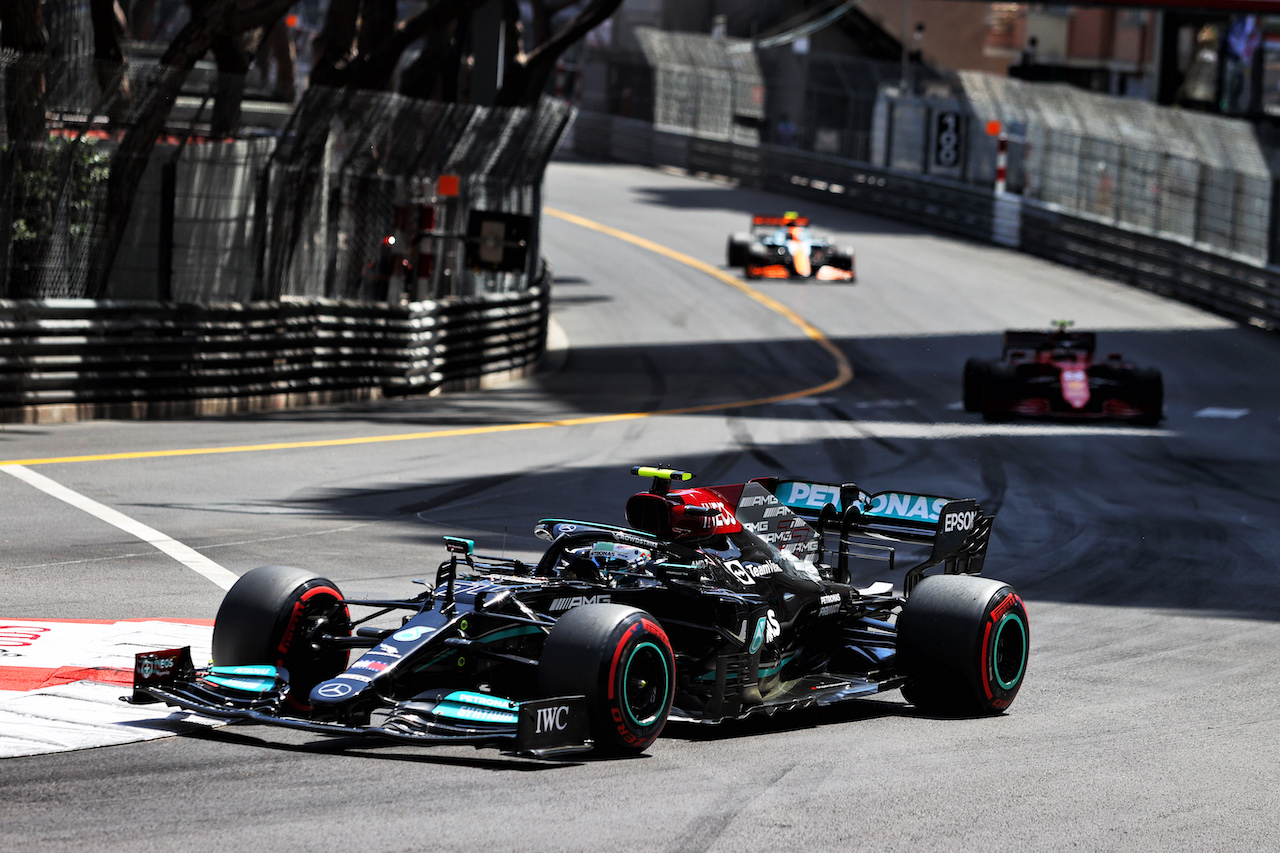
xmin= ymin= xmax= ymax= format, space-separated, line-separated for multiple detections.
xmin=963 ymin=359 xmax=990 ymax=413
xmin=212 ymin=565 xmax=351 ymax=713
xmin=1132 ymin=368 xmax=1164 ymax=425
xmin=539 ymin=604 xmax=675 ymax=755
xmin=726 ymin=233 xmax=752 ymax=268
xmin=897 ymin=575 xmax=1029 ymax=716
xmin=981 ymin=364 xmax=1015 ymax=422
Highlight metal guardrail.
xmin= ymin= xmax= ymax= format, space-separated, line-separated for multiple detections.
xmin=572 ymin=110 xmax=1280 ymax=333
xmin=574 ymin=112 xmax=994 ymax=244
xmin=0 ymin=272 xmax=549 ymax=424
xmin=1020 ymin=206 xmax=1280 ymax=330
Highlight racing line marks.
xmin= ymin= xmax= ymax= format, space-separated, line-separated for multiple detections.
xmin=1194 ymin=407 xmax=1250 ymax=419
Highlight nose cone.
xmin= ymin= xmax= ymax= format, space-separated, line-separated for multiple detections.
xmin=309 ymin=673 xmax=376 ymax=715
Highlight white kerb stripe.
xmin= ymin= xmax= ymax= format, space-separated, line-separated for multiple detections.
xmin=2 ymin=464 xmax=239 ymax=590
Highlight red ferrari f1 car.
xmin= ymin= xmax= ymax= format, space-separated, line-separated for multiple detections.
xmin=964 ymin=323 xmax=1163 ymax=425
xmin=726 ymin=212 xmax=855 ymax=281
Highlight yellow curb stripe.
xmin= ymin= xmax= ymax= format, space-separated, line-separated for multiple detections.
xmin=2 ymin=210 xmax=852 ymax=467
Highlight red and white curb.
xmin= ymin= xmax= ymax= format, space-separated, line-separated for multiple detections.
xmin=0 ymin=618 xmax=225 ymax=759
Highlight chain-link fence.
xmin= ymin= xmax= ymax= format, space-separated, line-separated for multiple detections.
xmin=0 ymin=47 xmax=199 ymax=299
xmin=1 ymin=47 xmax=570 ymax=301
xmin=261 ymin=88 xmax=571 ymax=303
xmin=585 ymin=31 xmax=946 ymax=161
xmin=627 ymin=27 xmax=765 ymax=145
xmin=880 ymin=71 xmax=1275 ymax=263
xmin=793 ymin=53 xmax=905 ymax=162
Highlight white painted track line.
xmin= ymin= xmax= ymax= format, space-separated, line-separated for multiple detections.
xmin=2 ymin=464 xmax=239 ymax=591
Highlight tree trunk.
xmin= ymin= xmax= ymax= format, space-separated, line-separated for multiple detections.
xmin=496 ymin=0 xmax=623 ymax=107
xmin=399 ymin=21 xmax=462 ymax=101
xmin=210 ymin=33 xmax=253 ymax=138
xmin=2 ymin=0 xmax=49 ymax=154
xmin=90 ymin=0 xmax=133 ymax=125
xmin=84 ymin=0 xmax=297 ymax=299
xmin=313 ymin=0 xmax=487 ymax=93
xmin=309 ymin=0 xmax=361 ymax=87
xmin=2 ymin=0 xmax=50 ymax=298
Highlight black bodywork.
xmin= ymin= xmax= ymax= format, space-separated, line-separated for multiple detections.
xmin=131 ymin=470 xmax=1015 ymax=757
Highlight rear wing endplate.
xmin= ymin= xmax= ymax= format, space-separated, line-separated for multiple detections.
xmin=755 ymin=479 xmax=994 ymax=594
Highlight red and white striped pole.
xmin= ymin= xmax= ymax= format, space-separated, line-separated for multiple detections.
xmin=995 ymin=132 xmax=1008 ymax=194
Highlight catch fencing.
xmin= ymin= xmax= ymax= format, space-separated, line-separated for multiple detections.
xmin=1 ymin=42 xmax=570 ymax=420
xmin=261 ymin=88 xmax=571 ymax=304
xmin=572 ymin=105 xmax=1280 ymax=331
xmin=630 ymin=27 xmax=765 ymax=146
xmin=1 ymin=50 xmax=572 ymax=304
xmin=876 ymin=71 xmax=1274 ymax=265
xmin=578 ymin=38 xmax=1280 ymax=331
xmin=592 ymin=35 xmax=1279 ymax=288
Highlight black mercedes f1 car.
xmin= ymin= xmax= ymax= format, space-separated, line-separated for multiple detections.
xmin=131 ymin=467 xmax=1028 ymax=757
xmin=964 ymin=323 xmax=1163 ymax=425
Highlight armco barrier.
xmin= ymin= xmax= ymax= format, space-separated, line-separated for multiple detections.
xmin=578 ymin=114 xmax=993 ymax=244
xmin=0 ymin=276 xmax=549 ymax=424
xmin=576 ymin=111 xmax=1280 ymax=332
xmin=1020 ymin=205 xmax=1280 ymax=330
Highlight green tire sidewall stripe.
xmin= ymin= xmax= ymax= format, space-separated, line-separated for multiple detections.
xmin=991 ymin=612 xmax=1028 ymax=691
xmin=621 ymin=640 xmax=671 ymax=728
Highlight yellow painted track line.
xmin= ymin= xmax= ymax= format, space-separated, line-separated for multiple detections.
xmin=2 ymin=210 xmax=852 ymax=468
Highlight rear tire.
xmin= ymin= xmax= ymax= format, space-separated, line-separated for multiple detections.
xmin=539 ymin=604 xmax=675 ymax=754
xmin=212 ymin=565 xmax=351 ymax=713
xmin=897 ymin=575 xmax=1029 ymax=716
xmin=1132 ymin=368 xmax=1164 ymax=425
xmin=963 ymin=359 xmax=990 ymax=413
xmin=981 ymin=364 xmax=1016 ymax=422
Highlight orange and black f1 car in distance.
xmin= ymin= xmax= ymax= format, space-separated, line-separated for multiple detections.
xmin=964 ymin=323 xmax=1163 ymax=425
xmin=726 ymin=212 xmax=856 ymax=281
xmin=131 ymin=467 xmax=1028 ymax=758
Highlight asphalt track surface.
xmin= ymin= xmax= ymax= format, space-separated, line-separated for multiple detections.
xmin=3 ymin=158 xmax=1280 ymax=852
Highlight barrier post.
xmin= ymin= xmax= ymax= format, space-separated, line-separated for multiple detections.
xmin=995 ymin=132 xmax=1008 ymax=194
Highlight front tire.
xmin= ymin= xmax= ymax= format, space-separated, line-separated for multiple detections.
xmin=897 ymin=575 xmax=1029 ymax=716
xmin=211 ymin=565 xmax=351 ymax=713
xmin=981 ymin=364 xmax=1016 ymax=422
xmin=539 ymin=604 xmax=675 ymax=754
xmin=1132 ymin=368 xmax=1164 ymax=425
xmin=726 ymin=233 xmax=752 ymax=267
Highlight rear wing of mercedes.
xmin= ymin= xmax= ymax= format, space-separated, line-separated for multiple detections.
xmin=748 ymin=478 xmax=995 ymax=594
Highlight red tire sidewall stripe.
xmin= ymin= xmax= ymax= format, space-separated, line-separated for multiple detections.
xmin=980 ymin=592 xmax=1024 ymax=703
xmin=606 ymin=622 xmax=640 ymax=703
xmin=276 ymin=584 xmax=344 ymax=712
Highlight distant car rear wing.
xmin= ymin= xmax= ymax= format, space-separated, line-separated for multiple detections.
xmin=750 ymin=478 xmax=994 ymax=594
xmin=1002 ymin=329 xmax=1096 ymax=355
xmin=752 ymin=214 xmax=809 ymax=227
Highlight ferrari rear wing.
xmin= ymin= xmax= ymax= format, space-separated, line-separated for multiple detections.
xmin=1002 ymin=329 xmax=1096 ymax=355
xmin=750 ymin=478 xmax=994 ymax=594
